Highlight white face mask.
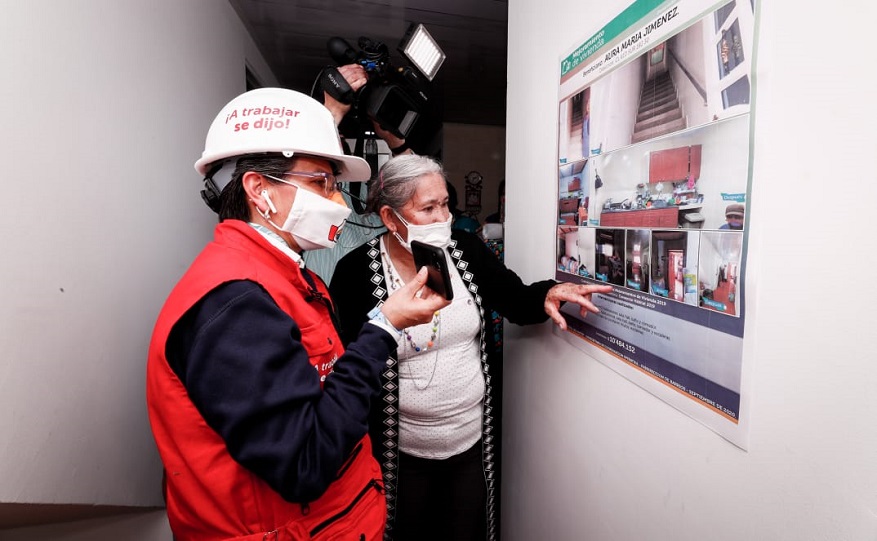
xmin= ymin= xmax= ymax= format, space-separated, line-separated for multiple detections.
xmin=264 ymin=175 xmax=352 ymax=251
xmin=392 ymin=210 xmax=452 ymax=252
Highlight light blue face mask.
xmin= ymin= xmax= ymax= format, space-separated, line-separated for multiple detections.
xmin=392 ymin=210 xmax=452 ymax=252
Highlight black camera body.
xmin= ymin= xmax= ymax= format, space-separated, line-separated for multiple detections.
xmin=322 ymin=36 xmax=429 ymax=139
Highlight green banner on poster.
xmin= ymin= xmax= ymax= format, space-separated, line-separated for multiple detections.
xmin=560 ymin=0 xmax=666 ymax=76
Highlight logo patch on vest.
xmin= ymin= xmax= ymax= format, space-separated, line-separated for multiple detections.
xmin=317 ymin=354 xmax=338 ymax=383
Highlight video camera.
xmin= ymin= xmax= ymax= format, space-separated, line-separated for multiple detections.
xmin=320 ymin=24 xmax=445 ymax=140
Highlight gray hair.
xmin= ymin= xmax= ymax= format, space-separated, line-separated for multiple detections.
xmin=365 ymin=154 xmax=446 ymax=213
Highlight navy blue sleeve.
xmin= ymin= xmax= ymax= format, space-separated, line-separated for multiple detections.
xmin=166 ymin=280 xmax=395 ymax=503
xmin=453 ymin=231 xmax=555 ymax=325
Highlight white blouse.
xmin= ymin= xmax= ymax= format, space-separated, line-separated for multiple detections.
xmin=380 ymin=236 xmax=484 ymax=459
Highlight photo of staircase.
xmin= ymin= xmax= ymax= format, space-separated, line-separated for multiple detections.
xmin=631 ymin=69 xmax=687 ymax=144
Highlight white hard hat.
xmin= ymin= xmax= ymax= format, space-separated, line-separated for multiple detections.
xmin=194 ymin=87 xmax=371 ymax=191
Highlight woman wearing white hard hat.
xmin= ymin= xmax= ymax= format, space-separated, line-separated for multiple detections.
xmin=146 ymin=87 xmax=448 ymax=541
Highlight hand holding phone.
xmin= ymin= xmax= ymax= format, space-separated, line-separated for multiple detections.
xmin=380 ymin=266 xmax=451 ymax=330
xmin=410 ymin=240 xmax=454 ymax=301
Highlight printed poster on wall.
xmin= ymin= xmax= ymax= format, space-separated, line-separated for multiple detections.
xmin=554 ymin=0 xmax=757 ymax=448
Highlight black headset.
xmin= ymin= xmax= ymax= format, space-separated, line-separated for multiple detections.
xmin=200 ymin=162 xmax=224 ymax=213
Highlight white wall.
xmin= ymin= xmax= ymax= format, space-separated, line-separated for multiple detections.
xmin=0 ymin=0 xmax=276 ymax=536
xmin=504 ymin=1 xmax=877 ymax=541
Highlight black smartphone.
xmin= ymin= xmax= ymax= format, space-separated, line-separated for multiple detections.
xmin=410 ymin=240 xmax=454 ymax=301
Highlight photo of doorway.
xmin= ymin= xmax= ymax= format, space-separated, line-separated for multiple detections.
xmin=624 ymin=229 xmax=650 ymax=292
xmin=650 ymin=230 xmax=701 ymax=304
xmin=698 ymin=231 xmax=743 ymax=316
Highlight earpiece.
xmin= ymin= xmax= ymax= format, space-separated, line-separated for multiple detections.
xmin=261 ymin=190 xmax=277 ymax=214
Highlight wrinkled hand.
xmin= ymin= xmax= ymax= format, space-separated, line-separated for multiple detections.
xmin=381 ymin=267 xmax=450 ymax=329
xmin=323 ymin=64 xmax=369 ymax=125
xmin=544 ymin=282 xmax=614 ymax=330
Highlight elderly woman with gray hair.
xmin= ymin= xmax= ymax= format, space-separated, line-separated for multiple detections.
xmin=329 ymin=154 xmax=612 ymax=541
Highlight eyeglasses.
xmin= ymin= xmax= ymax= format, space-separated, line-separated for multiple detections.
xmin=277 ymin=171 xmax=341 ymax=197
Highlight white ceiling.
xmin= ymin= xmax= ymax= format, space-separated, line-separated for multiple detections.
xmin=229 ymin=0 xmax=509 ymax=132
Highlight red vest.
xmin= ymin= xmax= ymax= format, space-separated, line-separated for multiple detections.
xmin=146 ymin=221 xmax=385 ymax=540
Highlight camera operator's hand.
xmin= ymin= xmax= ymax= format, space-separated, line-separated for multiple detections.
xmin=372 ymin=122 xmax=412 ymax=156
xmin=323 ymin=64 xmax=369 ymax=126
xmin=322 ymin=63 xmax=414 ymax=155
xmin=372 ymin=120 xmax=411 ymax=156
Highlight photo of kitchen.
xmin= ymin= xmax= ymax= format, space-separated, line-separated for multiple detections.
xmin=588 ymin=115 xmax=749 ymax=233
xmin=650 ymin=230 xmax=701 ymax=304
xmin=697 ymin=231 xmax=743 ymax=316
xmin=558 ymin=160 xmax=589 ymax=226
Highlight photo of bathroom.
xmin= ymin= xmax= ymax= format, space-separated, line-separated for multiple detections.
xmin=594 ymin=229 xmax=626 ymax=285
xmin=697 ymin=231 xmax=743 ymax=316
xmin=650 ymin=230 xmax=701 ymax=304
